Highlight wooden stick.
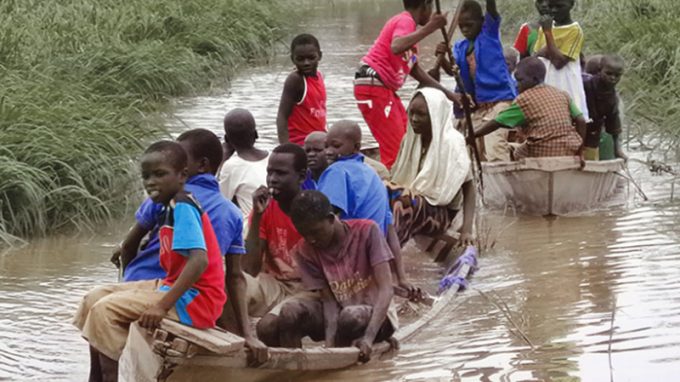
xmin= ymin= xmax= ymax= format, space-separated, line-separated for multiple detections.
xmin=432 ymin=1 xmax=463 ymax=73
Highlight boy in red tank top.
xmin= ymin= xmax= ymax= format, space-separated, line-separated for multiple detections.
xmin=276 ymin=34 xmax=327 ymax=145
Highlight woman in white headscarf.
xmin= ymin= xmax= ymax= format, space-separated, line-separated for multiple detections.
xmin=387 ymin=87 xmax=476 ymax=247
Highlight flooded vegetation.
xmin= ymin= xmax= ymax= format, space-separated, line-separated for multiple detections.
xmin=1 ymin=0 xmax=680 ymax=381
xmin=0 ymin=0 xmax=290 ymax=244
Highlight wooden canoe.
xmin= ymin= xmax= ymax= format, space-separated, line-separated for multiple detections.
xmin=119 ymin=249 xmax=477 ymax=381
xmin=482 ymin=156 xmax=626 ymax=216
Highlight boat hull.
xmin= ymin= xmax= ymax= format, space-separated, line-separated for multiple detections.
xmin=482 ymin=157 xmax=625 ymax=216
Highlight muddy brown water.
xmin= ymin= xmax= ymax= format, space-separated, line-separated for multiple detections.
xmin=2 ymin=1 xmax=680 ymax=381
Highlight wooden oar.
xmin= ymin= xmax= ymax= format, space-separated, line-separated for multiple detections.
xmin=431 ymin=0 xmax=463 ymax=75
xmin=434 ymin=0 xmax=484 ymax=188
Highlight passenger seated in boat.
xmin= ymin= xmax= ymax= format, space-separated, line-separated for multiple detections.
xmin=112 ymin=130 xmax=266 ymax=358
xmin=389 ymin=87 xmax=476 ymax=248
xmin=114 ymin=129 xmax=245 ymax=283
xmin=471 ymin=57 xmax=586 ymax=160
xmin=582 ymin=54 xmax=627 ymax=161
xmin=302 ymin=131 xmax=329 ymax=190
xmin=263 ymin=190 xmax=398 ymax=362
xmin=74 ymin=141 xmax=227 ymax=382
xmin=244 ymin=144 xmax=319 ymax=343
xmin=218 ymin=108 xmax=269 ymax=223
xmin=276 ymin=33 xmax=327 ymax=145
xmin=318 ymin=120 xmax=419 ymax=299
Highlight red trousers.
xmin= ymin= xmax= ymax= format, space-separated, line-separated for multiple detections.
xmin=354 ymin=84 xmax=407 ymax=169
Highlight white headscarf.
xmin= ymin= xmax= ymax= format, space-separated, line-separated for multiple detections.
xmin=390 ymin=87 xmax=471 ymax=206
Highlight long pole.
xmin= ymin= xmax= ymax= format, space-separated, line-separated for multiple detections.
xmin=432 ymin=1 xmax=462 ymax=74
xmin=434 ymin=0 xmax=484 ymax=187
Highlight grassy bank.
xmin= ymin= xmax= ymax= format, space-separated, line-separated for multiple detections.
xmin=500 ymin=0 xmax=680 ymax=158
xmin=0 ymin=0 xmax=291 ymax=245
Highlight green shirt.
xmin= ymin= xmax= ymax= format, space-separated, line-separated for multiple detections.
xmin=494 ymin=100 xmax=583 ymax=128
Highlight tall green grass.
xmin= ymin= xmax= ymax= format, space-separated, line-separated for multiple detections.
xmin=0 ymin=0 xmax=291 ymax=242
xmin=500 ymin=0 xmax=680 ymax=157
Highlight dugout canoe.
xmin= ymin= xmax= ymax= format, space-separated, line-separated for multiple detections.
xmin=118 ymin=248 xmax=478 ymax=381
xmin=482 ymin=156 xmax=626 ymax=216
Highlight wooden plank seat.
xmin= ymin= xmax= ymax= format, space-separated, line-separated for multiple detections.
xmin=152 ymin=319 xmax=245 ymax=357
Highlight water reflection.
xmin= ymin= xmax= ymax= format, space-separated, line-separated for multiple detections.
xmin=2 ymin=0 xmax=680 ymax=381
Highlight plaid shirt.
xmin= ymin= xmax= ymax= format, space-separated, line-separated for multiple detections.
xmin=515 ymin=85 xmax=583 ymax=159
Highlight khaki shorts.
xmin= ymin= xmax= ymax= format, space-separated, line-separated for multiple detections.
xmin=72 ymin=279 xmax=179 ymax=361
xmin=244 ymin=273 xmax=317 ymax=317
xmin=460 ymin=101 xmax=514 ymax=162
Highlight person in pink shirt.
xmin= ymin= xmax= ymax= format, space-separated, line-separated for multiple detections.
xmin=355 ymin=0 xmax=462 ymax=169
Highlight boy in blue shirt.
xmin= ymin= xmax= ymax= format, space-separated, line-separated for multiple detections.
xmin=319 ymin=120 xmax=419 ymax=299
xmin=75 ymin=141 xmax=228 ymax=381
xmin=112 ymin=129 xmax=268 ymax=361
xmin=438 ymin=0 xmax=517 ymax=162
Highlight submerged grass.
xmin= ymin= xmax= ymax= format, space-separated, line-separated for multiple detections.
xmin=500 ymin=0 xmax=680 ymax=157
xmin=0 ymin=0 xmax=291 ymax=241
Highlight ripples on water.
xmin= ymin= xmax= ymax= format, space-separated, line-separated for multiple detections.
xmin=2 ymin=0 xmax=680 ymax=381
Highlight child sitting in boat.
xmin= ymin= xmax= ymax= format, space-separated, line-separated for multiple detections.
xmin=533 ymin=0 xmax=589 ymax=120
xmin=276 ymin=34 xmax=327 ymax=145
xmin=302 ymin=131 xmax=329 ymax=190
xmin=74 ymin=141 xmax=226 ymax=381
xmin=583 ymin=54 xmax=627 ymax=161
xmin=472 ymin=57 xmax=586 ymax=160
xmin=268 ymin=190 xmax=397 ymax=362
xmin=318 ymin=120 xmax=419 ymax=299
xmin=112 ymin=129 xmax=266 ymax=358
xmin=389 ymin=87 xmax=476 ymax=248
xmin=219 ymin=108 xmax=269 ymax=225
xmin=244 ymin=144 xmax=319 ymax=345
xmin=115 ymin=129 xmax=244 ymax=283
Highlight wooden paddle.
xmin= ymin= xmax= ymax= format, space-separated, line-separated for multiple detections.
xmin=431 ymin=0 xmax=463 ymax=76
xmin=434 ymin=0 xmax=484 ymax=188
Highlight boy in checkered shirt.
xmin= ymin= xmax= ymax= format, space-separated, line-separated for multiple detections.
xmin=470 ymin=57 xmax=585 ymax=160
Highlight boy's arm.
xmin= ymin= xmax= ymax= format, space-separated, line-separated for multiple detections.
xmin=386 ymin=224 xmax=421 ymax=300
xmin=321 ymin=285 xmax=341 ymax=348
xmin=434 ymin=42 xmax=455 ymax=76
xmin=486 ymin=0 xmax=499 ymax=19
xmin=139 ymin=248 xmax=208 ymax=328
xmin=276 ymin=72 xmax=305 ymax=144
xmin=410 ymin=63 xmax=463 ymax=106
xmin=225 ymin=255 xmax=269 ymax=363
xmin=573 ymin=115 xmax=587 ymax=140
xmin=113 ymin=223 xmax=149 ymax=270
xmin=355 ymin=261 xmax=393 ymax=362
xmin=471 ymin=120 xmax=503 ymax=140
xmin=459 ymin=179 xmax=476 ymax=247
xmin=244 ymin=186 xmax=270 ymax=275
xmin=607 ymin=104 xmax=628 ymax=161
xmin=391 ymin=13 xmax=447 ymax=54
xmin=537 ymin=16 xmax=571 ymax=70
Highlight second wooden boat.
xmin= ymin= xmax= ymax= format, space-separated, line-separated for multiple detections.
xmin=482 ymin=156 xmax=626 ymax=216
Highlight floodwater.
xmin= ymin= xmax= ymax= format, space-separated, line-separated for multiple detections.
xmin=2 ymin=1 xmax=680 ymax=381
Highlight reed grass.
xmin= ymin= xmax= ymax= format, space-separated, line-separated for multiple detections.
xmin=500 ymin=0 xmax=680 ymax=157
xmin=0 ymin=0 xmax=291 ymax=241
